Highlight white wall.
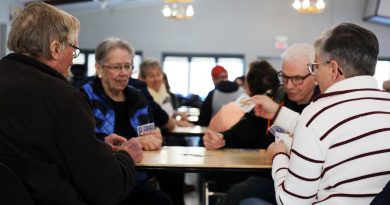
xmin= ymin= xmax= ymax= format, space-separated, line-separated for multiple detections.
xmin=65 ymin=0 xmax=390 ymax=70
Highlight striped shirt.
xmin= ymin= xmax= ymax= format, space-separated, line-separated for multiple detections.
xmin=272 ymin=76 xmax=390 ymax=205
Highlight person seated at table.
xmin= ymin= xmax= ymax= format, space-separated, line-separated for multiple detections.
xmin=203 ymin=44 xmax=319 ymax=150
xmin=214 ymin=43 xmax=321 ymax=205
xmin=0 ymin=2 xmax=143 ymax=205
xmin=199 ymin=60 xmax=280 ymax=203
xmin=80 ymin=37 xmax=171 ymax=205
xmin=245 ymin=22 xmax=390 ymax=205
xmin=203 ymin=60 xmax=281 ymax=150
xmin=197 ymin=65 xmax=244 ymax=126
xmin=72 ymin=65 xmax=176 ymax=132
xmin=139 ymin=59 xmax=193 ymax=128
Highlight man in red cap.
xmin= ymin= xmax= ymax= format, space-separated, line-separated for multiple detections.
xmin=211 ymin=65 xmax=229 ymax=85
xmin=197 ymin=65 xmax=243 ymax=126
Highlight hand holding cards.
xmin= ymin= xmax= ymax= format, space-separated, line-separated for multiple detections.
xmin=269 ymin=125 xmax=293 ymax=153
xmin=136 ymin=123 xmax=163 ymax=151
xmin=137 ymin=123 xmax=155 ymax=136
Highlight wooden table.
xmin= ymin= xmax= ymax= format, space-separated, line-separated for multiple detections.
xmin=136 ymin=146 xmax=271 ymax=173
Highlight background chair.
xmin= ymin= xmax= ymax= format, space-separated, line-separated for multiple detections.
xmin=0 ymin=162 xmax=34 ymax=205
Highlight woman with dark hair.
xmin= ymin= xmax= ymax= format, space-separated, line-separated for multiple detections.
xmin=203 ymin=60 xmax=282 ymax=150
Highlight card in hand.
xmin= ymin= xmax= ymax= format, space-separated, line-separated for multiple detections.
xmin=234 ymin=93 xmax=255 ymax=113
xmin=136 ymin=123 xmax=155 ymax=136
xmin=137 ymin=126 xmax=143 ymax=136
xmin=143 ymin=123 xmax=155 ymax=132
xmin=268 ymin=125 xmax=286 ymax=136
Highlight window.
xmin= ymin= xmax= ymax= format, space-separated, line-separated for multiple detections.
xmin=374 ymin=59 xmax=390 ymax=89
xmin=163 ymin=53 xmax=245 ymax=99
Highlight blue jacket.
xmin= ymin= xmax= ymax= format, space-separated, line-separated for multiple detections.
xmin=81 ymin=77 xmax=153 ymax=140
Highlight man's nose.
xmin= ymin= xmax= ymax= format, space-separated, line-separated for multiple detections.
xmin=284 ymin=79 xmax=295 ymax=89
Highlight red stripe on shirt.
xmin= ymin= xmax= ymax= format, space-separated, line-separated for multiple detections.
xmin=306 ymin=97 xmax=390 ymax=127
xmin=330 ymin=128 xmax=390 ymax=149
xmin=291 ymin=149 xmax=324 ymax=163
xmin=320 ymin=111 xmax=390 ymax=140
xmin=321 ymin=148 xmax=390 ymax=177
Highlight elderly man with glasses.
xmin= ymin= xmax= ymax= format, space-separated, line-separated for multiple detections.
xmin=214 ymin=43 xmax=320 ymax=205
xmin=246 ymin=23 xmax=390 ymax=205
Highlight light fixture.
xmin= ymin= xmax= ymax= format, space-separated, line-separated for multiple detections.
xmin=292 ymin=0 xmax=326 ymax=13
xmin=162 ymin=0 xmax=194 ymax=20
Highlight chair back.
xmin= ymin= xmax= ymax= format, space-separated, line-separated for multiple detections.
xmin=0 ymin=162 xmax=34 ymax=205
xmin=370 ymin=180 xmax=390 ymax=205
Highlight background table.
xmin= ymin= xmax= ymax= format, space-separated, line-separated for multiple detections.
xmin=136 ymin=146 xmax=271 ymax=173
xmin=167 ymin=125 xmax=207 ymax=137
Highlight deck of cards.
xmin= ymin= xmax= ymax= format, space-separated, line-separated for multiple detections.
xmin=269 ymin=125 xmax=293 ymax=153
xmin=137 ymin=123 xmax=155 ymax=136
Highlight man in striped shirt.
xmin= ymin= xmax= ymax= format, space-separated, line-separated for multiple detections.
xmin=250 ymin=23 xmax=390 ymax=205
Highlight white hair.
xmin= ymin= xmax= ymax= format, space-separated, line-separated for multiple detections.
xmin=281 ymin=43 xmax=315 ymax=63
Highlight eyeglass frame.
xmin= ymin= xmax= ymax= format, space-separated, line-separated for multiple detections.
xmin=100 ymin=64 xmax=134 ymax=72
xmin=307 ymin=61 xmax=330 ymax=75
xmin=278 ymin=71 xmax=311 ymax=85
xmin=307 ymin=60 xmax=343 ymax=75
xmin=68 ymin=44 xmax=81 ymax=59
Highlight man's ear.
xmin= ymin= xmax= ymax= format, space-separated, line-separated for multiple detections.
xmin=50 ymin=40 xmax=61 ymax=60
xmin=329 ymin=60 xmax=340 ymax=80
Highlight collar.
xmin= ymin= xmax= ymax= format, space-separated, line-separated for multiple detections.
xmin=313 ymin=76 xmax=381 ymax=102
xmin=4 ymin=53 xmax=68 ymax=82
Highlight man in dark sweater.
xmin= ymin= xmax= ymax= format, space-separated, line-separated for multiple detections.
xmin=0 ymin=3 xmax=142 ymax=205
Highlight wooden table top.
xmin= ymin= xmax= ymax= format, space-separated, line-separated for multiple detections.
xmin=136 ymin=146 xmax=272 ymax=172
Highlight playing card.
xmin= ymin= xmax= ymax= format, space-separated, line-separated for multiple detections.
xmin=268 ymin=125 xmax=286 ymax=136
xmin=234 ymin=93 xmax=255 ymax=113
xmin=275 ymin=131 xmax=293 ymax=153
xmin=137 ymin=126 xmax=143 ymax=136
xmin=137 ymin=123 xmax=155 ymax=136
xmin=143 ymin=123 xmax=155 ymax=132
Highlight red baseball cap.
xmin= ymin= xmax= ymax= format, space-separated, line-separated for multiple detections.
xmin=211 ymin=65 xmax=228 ymax=79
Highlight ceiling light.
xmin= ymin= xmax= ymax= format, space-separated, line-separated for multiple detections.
xmin=292 ymin=0 xmax=326 ymax=13
xmin=162 ymin=0 xmax=194 ymax=20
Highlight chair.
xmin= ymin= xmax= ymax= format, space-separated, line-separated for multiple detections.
xmin=370 ymin=180 xmax=390 ymax=205
xmin=203 ymin=180 xmax=227 ymax=205
xmin=0 ymin=162 xmax=34 ymax=205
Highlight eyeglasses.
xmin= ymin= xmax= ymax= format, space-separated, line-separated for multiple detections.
xmin=68 ymin=44 xmax=81 ymax=58
xmin=278 ymin=72 xmax=311 ymax=85
xmin=307 ymin=61 xmax=330 ymax=75
xmin=101 ymin=64 xmax=134 ymax=72
xmin=307 ymin=61 xmax=344 ymax=75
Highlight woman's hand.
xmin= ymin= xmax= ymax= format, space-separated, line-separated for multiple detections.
xmin=203 ymin=129 xmax=225 ymax=150
xmin=137 ymin=128 xmax=163 ymax=151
